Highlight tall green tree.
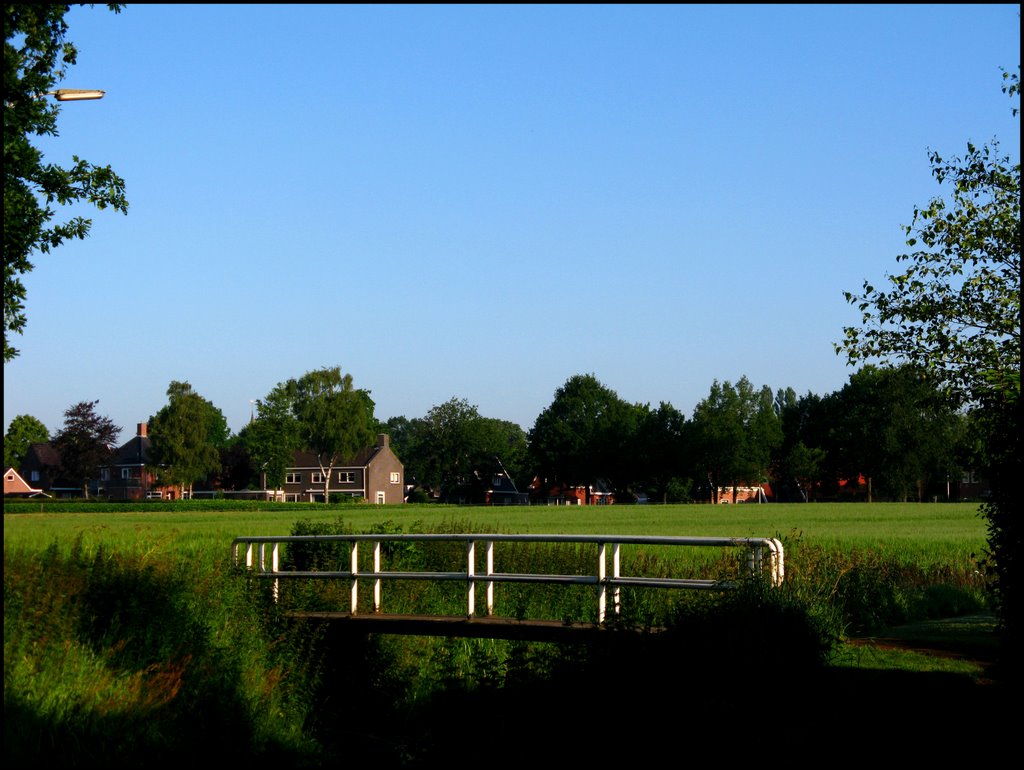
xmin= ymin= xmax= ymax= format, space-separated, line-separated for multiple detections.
xmin=4 ymin=4 xmax=128 ymax=362
xmin=633 ymin=401 xmax=691 ymax=503
xmin=690 ymin=377 xmax=782 ymax=503
xmin=243 ymin=380 xmax=301 ymax=491
xmin=528 ymin=374 xmax=638 ymax=500
xmin=404 ymin=398 xmax=481 ymax=496
xmin=148 ymin=381 xmax=228 ymax=498
xmin=291 ymin=366 xmax=376 ymax=502
xmin=394 ymin=403 xmax=528 ymax=499
xmin=773 ymin=390 xmax=834 ymax=501
xmin=4 ymin=413 xmax=48 ymax=470
xmin=50 ymin=400 xmax=120 ymax=497
xmin=838 ymin=69 xmax=1020 ymax=669
xmin=830 ymin=365 xmax=959 ymax=502
xmin=476 ymin=416 xmax=530 ymax=490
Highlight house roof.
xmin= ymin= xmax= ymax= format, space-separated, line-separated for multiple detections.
xmin=26 ymin=442 xmax=61 ymax=466
xmin=111 ymin=434 xmax=151 ymax=466
xmin=289 ymin=445 xmax=379 ymax=469
xmin=4 ymin=467 xmax=45 ymax=496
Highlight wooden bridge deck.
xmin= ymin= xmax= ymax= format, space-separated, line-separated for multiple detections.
xmin=289 ymin=611 xmax=663 ymax=643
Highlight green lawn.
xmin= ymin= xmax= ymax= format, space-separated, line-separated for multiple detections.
xmin=3 ymin=501 xmax=987 ymax=564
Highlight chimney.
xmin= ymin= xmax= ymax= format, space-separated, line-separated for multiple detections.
xmin=138 ymin=423 xmax=147 ymax=438
xmin=378 ymin=433 xmax=389 ymax=448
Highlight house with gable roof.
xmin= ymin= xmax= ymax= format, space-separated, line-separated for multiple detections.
xmin=17 ymin=442 xmax=76 ymax=497
xmin=100 ymin=423 xmax=178 ymax=500
xmin=271 ymin=434 xmax=404 ymax=503
xmin=4 ymin=467 xmax=49 ymax=497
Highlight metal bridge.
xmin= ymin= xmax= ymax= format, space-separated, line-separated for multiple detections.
xmin=231 ymin=533 xmax=784 ymax=642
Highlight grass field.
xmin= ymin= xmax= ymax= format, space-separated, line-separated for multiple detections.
xmin=4 ymin=499 xmax=1007 ymax=764
xmin=2 ymin=500 xmax=989 ymax=567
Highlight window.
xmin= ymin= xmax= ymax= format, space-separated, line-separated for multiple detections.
xmin=390 ymin=472 xmax=400 ymax=484
xmin=121 ymin=468 xmax=131 ymax=480
xmin=100 ymin=468 xmax=110 ymax=481
xmin=30 ymin=470 xmax=40 ymax=482
xmin=338 ymin=471 xmax=355 ymax=483
xmin=311 ymin=472 xmax=324 ymax=484
xmin=286 ymin=472 xmax=301 ymax=484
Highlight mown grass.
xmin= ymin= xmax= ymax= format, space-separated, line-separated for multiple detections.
xmin=3 ymin=500 xmax=987 ymax=565
xmin=3 ymin=501 xmax=1007 ymax=764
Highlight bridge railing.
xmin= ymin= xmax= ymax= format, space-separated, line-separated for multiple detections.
xmin=231 ymin=533 xmax=783 ymax=625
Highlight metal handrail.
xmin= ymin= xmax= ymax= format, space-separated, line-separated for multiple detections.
xmin=231 ymin=533 xmax=784 ymax=625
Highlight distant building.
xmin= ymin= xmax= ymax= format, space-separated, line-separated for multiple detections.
xmin=3 ymin=467 xmax=48 ymax=497
xmin=100 ymin=423 xmax=177 ymax=500
xmin=270 ymin=434 xmax=405 ymax=504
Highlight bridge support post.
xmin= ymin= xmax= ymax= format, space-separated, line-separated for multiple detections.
xmin=350 ymin=542 xmax=359 ymax=614
xmin=374 ymin=541 xmax=382 ymax=612
xmin=467 ymin=540 xmax=476 ymax=618
xmin=486 ymin=540 xmax=495 ymax=616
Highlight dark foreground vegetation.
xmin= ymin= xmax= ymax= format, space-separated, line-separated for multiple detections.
xmin=4 ymin=517 xmax=1014 ymax=767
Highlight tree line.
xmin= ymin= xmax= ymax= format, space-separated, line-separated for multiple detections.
xmin=5 ymin=362 xmax=982 ymax=505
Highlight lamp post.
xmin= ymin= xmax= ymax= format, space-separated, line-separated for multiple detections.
xmin=45 ymin=88 xmax=105 ymax=101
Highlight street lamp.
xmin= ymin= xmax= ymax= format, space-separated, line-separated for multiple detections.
xmin=45 ymin=88 xmax=105 ymax=101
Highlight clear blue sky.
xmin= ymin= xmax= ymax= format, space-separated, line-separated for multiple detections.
xmin=4 ymin=4 xmax=1020 ymax=441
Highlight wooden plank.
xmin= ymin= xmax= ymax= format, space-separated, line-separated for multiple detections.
xmin=289 ymin=612 xmax=663 ymax=642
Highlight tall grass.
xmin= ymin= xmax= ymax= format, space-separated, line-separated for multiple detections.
xmin=3 ymin=502 xmax=995 ymax=764
xmin=4 ymin=537 xmax=324 ymax=766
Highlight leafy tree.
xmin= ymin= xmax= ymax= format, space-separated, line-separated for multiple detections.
xmin=773 ymin=390 xmax=836 ymax=501
xmin=528 ymin=374 xmax=638 ymax=501
xmin=633 ymin=401 xmax=691 ymax=503
xmin=829 ymin=365 xmax=960 ymax=502
xmin=781 ymin=442 xmax=827 ymax=503
xmin=291 ymin=366 xmax=376 ymax=502
xmin=148 ymin=381 xmax=228 ymax=498
xmin=50 ymin=400 xmax=120 ymax=497
xmin=216 ymin=435 xmax=258 ymax=492
xmin=838 ymin=70 xmax=1020 ymax=667
xmin=4 ymin=413 xmax=48 ymax=469
xmin=839 ymin=68 xmax=1019 ymax=407
xmin=690 ymin=376 xmax=782 ymax=503
xmin=404 ymin=398 xmax=480 ymax=496
xmin=476 ymin=416 xmax=530 ymax=490
xmin=4 ymin=4 xmax=128 ymax=362
xmin=395 ymin=402 xmax=528 ymax=500
xmin=379 ymin=415 xmax=412 ymax=461
xmin=243 ymin=380 xmax=301 ymax=491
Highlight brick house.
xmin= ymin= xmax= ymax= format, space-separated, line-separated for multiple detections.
xmin=3 ymin=467 xmax=48 ymax=497
xmin=101 ymin=423 xmax=177 ymax=500
xmin=530 ymin=478 xmax=616 ymax=505
xmin=18 ymin=442 xmax=77 ymax=497
xmin=269 ymin=434 xmax=404 ymax=504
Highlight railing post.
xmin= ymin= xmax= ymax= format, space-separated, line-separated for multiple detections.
xmin=597 ymin=541 xmax=607 ymax=625
xmin=272 ymin=542 xmax=280 ymax=603
xmin=768 ymin=539 xmax=784 ymax=586
xmin=374 ymin=541 xmax=382 ymax=613
xmin=350 ymin=541 xmax=359 ymax=614
xmin=612 ymin=542 xmax=621 ymax=618
xmin=486 ymin=540 xmax=495 ymax=616
xmin=467 ymin=540 xmax=476 ymax=618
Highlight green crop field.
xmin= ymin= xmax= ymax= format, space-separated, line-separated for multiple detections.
xmin=2 ymin=500 xmax=988 ymax=568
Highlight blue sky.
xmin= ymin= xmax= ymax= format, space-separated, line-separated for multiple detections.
xmin=4 ymin=4 xmax=1020 ymax=440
